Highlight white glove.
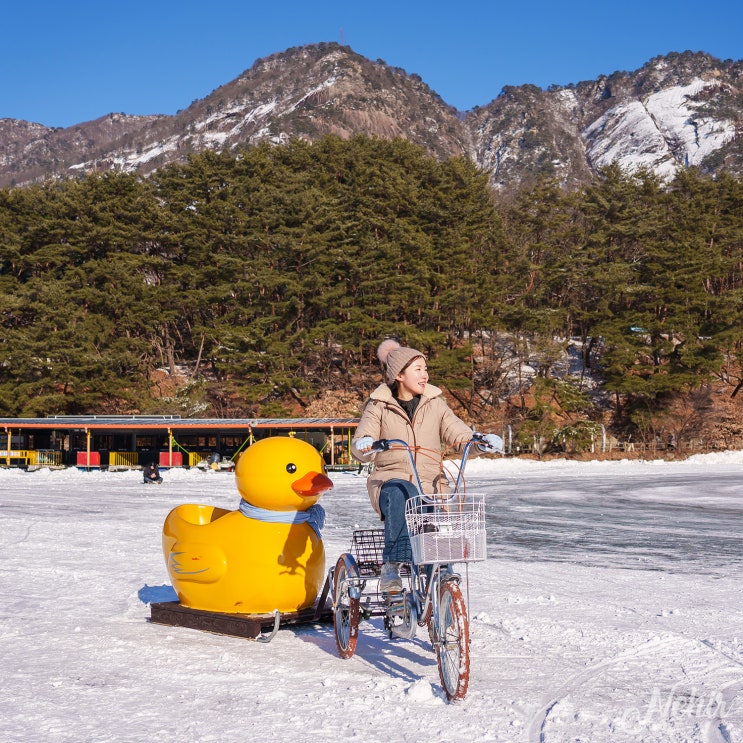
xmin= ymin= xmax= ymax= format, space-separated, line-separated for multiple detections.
xmin=478 ymin=433 xmax=504 ymax=453
xmin=354 ymin=436 xmax=375 ymax=452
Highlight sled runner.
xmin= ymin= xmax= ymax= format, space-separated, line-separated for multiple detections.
xmin=149 ymin=598 xmax=332 ymax=643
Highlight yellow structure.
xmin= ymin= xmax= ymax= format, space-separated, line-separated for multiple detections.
xmin=162 ymin=436 xmax=333 ymax=614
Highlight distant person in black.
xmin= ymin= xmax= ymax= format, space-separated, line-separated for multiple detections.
xmin=144 ymin=461 xmax=163 ymax=484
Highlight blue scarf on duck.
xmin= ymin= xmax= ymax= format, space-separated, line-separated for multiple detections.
xmin=238 ymin=500 xmax=325 ymax=539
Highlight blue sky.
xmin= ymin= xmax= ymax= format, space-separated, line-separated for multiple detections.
xmin=3 ymin=0 xmax=741 ymax=128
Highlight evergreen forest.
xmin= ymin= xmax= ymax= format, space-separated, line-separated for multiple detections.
xmin=2 ymin=135 xmax=743 ymax=452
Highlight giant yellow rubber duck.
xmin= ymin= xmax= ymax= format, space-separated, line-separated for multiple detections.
xmin=162 ymin=436 xmax=333 ymax=614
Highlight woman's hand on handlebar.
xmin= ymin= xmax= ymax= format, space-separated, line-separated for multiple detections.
xmin=354 ymin=435 xmax=375 ymax=453
xmin=354 ymin=437 xmax=399 ymax=453
xmin=474 ymin=432 xmax=504 ymax=453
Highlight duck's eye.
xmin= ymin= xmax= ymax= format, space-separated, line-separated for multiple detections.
xmin=286 ymin=463 xmax=297 ymax=474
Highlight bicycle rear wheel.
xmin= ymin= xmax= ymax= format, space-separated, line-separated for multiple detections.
xmin=333 ymin=556 xmax=360 ymax=659
xmin=435 ymin=580 xmax=470 ymax=700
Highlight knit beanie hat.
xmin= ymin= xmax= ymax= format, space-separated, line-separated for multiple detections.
xmin=377 ymin=339 xmax=425 ymax=384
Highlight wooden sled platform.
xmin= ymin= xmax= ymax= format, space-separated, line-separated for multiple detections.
xmin=149 ymin=599 xmax=333 ymax=642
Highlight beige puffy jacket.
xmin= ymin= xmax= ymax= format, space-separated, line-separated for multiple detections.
xmin=351 ymin=382 xmax=474 ymax=516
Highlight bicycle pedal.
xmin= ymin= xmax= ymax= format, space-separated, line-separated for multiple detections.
xmin=386 ymin=601 xmax=406 ymax=617
xmin=382 ymin=587 xmax=402 ymax=597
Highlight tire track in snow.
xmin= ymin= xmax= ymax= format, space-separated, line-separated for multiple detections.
xmin=525 ymin=634 xmax=743 ymax=743
xmin=698 ymin=640 xmax=743 ymax=743
xmin=526 ymin=635 xmax=683 ymax=743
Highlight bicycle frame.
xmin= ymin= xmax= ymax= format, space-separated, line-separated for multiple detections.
xmin=331 ymin=434 xmax=490 ymax=700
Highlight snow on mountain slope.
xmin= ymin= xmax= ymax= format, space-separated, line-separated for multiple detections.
xmin=584 ymin=78 xmax=736 ymax=178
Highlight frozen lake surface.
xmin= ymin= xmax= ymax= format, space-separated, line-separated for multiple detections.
xmin=475 ymin=467 xmax=743 ymax=574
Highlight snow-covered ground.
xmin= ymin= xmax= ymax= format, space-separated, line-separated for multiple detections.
xmin=2 ymin=452 xmax=742 ymax=742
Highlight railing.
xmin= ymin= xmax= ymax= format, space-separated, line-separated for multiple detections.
xmin=188 ymin=451 xmax=221 ymax=467
xmin=1 ymin=449 xmax=35 ymax=466
xmin=109 ymin=451 xmax=140 ymax=468
xmin=35 ymin=449 xmax=63 ymax=466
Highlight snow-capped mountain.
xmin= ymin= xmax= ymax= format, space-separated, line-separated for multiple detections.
xmin=1 ymin=45 xmax=741 ymax=189
xmin=469 ymin=51 xmax=742 ymax=190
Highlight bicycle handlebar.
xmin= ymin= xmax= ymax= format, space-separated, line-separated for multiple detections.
xmin=370 ymin=434 xmax=487 ymax=495
xmin=372 ymin=433 xmax=486 ymax=450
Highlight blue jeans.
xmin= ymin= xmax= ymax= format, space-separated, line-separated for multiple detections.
xmin=378 ymin=479 xmax=419 ymax=563
xmin=379 ymin=479 xmax=452 ymax=584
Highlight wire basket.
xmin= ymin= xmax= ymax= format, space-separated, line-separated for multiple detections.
xmin=405 ymin=493 xmax=487 ymax=565
xmin=349 ymin=529 xmax=385 ymax=577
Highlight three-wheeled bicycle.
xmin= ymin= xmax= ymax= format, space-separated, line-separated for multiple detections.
xmin=327 ymin=435 xmax=490 ymax=701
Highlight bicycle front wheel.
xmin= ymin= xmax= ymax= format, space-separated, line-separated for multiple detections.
xmin=435 ymin=580 xmax=470 ymax=701
xmin=333 ymin=556 xmax=360 ymax=659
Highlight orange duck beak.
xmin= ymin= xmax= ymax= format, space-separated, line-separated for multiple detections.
xmin=292 ymin=471 xmax=334 ymax=497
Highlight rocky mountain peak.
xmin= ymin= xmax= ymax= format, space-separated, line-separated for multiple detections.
xmin=1 ymin=44 xmax=741 ymax=190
